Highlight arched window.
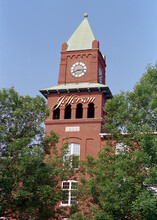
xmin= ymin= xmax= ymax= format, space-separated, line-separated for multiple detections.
xmin=87 ymin=103 xmax=94 ymax=118
xmin=76 ymin=103 xmax=83 ymax=119
xmin=64 ymin=104 xmax=71 ymax=119
xmin=53 ymin=106 xmax=60 ymax=119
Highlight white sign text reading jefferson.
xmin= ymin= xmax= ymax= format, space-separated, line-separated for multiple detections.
xmin=54 ymin=94 xmax=95 ymax=109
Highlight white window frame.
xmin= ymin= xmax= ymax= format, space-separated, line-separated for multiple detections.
xmin=61 ymin=180 xmax=78 ymax=206
xmin=60 ymin=218 xmax=71 ymax=220
xmin=69 ymin=143 xmax=80 ymax=156
xmin=115 ymin=143 xmax=129 ymax=155
xmin=64 ymin=143 xmax=80 ymax=169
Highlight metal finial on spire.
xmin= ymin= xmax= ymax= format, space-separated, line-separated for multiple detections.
xmin=67 ymin=12 xmax=95 ymax=51
xmin=84 ymin=13 xmax=88 ymax=18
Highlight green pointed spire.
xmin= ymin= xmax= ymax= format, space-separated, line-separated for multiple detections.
xmin=67 ymin=13 xmax=96 ymax=51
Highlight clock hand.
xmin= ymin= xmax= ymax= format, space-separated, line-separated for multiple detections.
xmin=73 ymin=68 xmax=82 ymax=73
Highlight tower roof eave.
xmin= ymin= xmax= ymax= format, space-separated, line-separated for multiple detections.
xmin=39 ymin=83 xmax=113 ymax=99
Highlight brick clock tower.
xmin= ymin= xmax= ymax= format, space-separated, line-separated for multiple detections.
xmin=40 ymin=14 xmax=112 ymax=206
xmin=40 ymin=13 xmax=112 ymax=161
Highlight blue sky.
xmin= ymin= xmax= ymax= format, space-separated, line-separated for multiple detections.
xmin=0 ymin=0 xmax=157 ymax=97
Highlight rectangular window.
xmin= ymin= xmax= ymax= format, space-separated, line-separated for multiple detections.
xmin=64 ymin=143 xmax=80 ymax=169
xmin=115 ymin=143 xmax=129 ymax=155
xmin=61 ymin=180 xmax=78 ymax=206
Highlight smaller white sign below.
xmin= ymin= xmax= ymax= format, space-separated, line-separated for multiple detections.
xmin=65 ymin=126 xmax=80 ymax=132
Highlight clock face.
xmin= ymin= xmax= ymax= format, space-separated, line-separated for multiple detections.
xmin=99 ymin=67 xmax=103 ymax=83
xmin=70 ymin=62 xmax=87 ymax=78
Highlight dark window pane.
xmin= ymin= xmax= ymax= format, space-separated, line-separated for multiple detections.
xmin=87 ymin=103 xmax=94 ymax=118
xmin=76 ymin=103 xmax=83 ymax=118
xmin=65 ymin=105 xmax=71 ymax=119
xmin=71 ymin=182 xmax=78 ymax=189
xmin=72 ymin=155 xmax=79 ymax=168
xmin=53 ymin=106 xmax=60 ymax=119
xmin=63 ymin=182 xmax=69 ymax=189
xmin=62 ymin=191 xmax=69 ymax=204
xmin=71 ymin=191 xmax=77 ymax=204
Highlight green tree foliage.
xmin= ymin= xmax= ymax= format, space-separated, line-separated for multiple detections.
xmin=0 ymin=87 xmax=47 ymax=156
xmin=72 ymin=64 xmax=157 ymax=219
xmin=0 ymin=88 xmax=70 ymax=219
xmin=74 ymin=146 xmax=157 ymax=220
xmin=104 ymin=63 xmax=157 ymax=164
xmin=104 ymin=63 xmax=157 ymax=136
